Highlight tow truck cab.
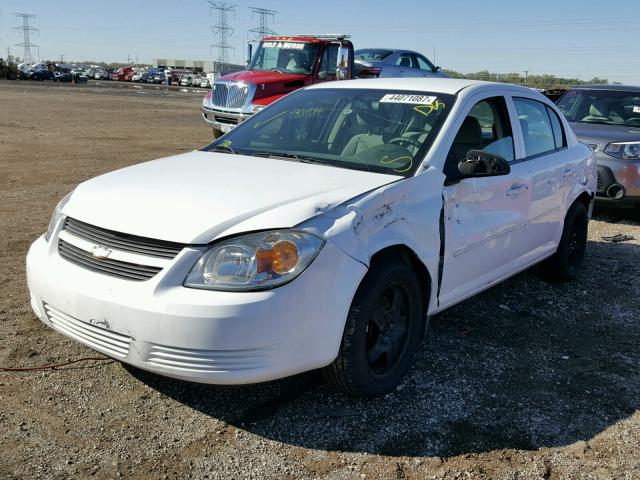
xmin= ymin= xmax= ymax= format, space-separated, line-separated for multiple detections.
xmin=202 ymin=34 xmax=354 ymax=137
xmin=112 ymin=66 xmax=134 ymax=81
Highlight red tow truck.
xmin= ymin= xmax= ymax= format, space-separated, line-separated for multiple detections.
xmin=112 ymin=66 xmax=134 ymax=81
xmin=201 ymin=34 xmax=354 ymax=137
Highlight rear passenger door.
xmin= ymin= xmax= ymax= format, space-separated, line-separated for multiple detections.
xmin=511 ymin=96 xmax=572 ymax=251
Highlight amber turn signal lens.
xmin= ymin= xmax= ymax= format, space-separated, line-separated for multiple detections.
xmin=256 ymin=240 xmax=299 ymax=275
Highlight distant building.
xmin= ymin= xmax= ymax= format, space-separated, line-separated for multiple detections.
xmin=152 ymin=59 xmax=244 ymax=74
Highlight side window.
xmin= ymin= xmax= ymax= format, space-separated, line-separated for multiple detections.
xmin=547 ymin=106 xmax=566 ymax=149
xmin=318 ymin=45 xmax=339 ymax=79
xmin=514 ymin=98 xmax=556 ymax=157
xmin=415 ymin=55 xmax=434 ymax=72
xmin=445 ymin=96 xmax=515 ymax=177
xmin=395 ymin=53 xmax=413 ymax=68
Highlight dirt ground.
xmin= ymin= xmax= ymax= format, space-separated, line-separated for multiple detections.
xmin=1 ymin=80 xmax=639 ymax=480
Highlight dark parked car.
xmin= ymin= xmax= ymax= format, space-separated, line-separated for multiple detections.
xmin=354 ymin=48 xmax=447 ymax=78
xmin=54 ymin=72 xmax=73 ymax=82
xmin=557 ymin=85 xmax=640 ymax=208
xmin=30 ymin=70 xmax=55 ymax=81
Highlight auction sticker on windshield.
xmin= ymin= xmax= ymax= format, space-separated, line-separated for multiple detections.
xmin=380 ymin=94 xmax=437 ymax=104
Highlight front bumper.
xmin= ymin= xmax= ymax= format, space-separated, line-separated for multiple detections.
xmin=26 ymin=234 xmax=366 ymax=384
xmin=201 ymin=106 xmax=253 ymax=133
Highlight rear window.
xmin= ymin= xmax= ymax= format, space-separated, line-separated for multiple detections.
xmin=355 ymin=49 xmax=393 ymax=61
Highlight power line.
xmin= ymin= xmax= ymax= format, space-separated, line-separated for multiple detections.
xmin=207 ymin=1 xmax=236 ymax=73
xmin=13 ymin=13 xmax=38 ymax=64
xmin=248 ymin=7 xmax=277 ymax=40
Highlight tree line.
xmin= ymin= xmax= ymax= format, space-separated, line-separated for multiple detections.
xmin=442 ymin=69 xmax=614 ymax=89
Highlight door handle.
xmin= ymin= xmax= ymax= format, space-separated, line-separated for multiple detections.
xmin=506 ymin=183 xmax=528 ymax=197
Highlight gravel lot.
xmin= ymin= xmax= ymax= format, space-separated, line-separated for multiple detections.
xmin=1 ymin=80 xmax=639 ymax=480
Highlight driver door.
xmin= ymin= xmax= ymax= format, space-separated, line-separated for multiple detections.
xmin=438 ymin=95 xmax=533 ymax=308
xmin=315 ymin=44 xmax=339 ymax=83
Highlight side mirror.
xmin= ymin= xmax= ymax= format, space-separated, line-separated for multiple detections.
xmin=434 ymin=65 xmax=441 ymax=72
xmin=246 ymin=42 xmax=253 ymax=67
xmin=456 ymin=150 xmax=510 ymax=179
xmin=336 ymin=46 xmax=350 ymax=80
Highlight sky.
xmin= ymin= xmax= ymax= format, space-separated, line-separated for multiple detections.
xmin=0 ymin=0 xmax=638 ymax=83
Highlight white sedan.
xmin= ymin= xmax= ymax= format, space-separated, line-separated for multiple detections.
xmin=27 ymin=79 xmax=596 ymax=397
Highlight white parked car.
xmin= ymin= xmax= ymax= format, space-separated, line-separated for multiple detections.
xmin=27 ymin=79 xmax=596 ymax=397
xmin=179 ymin=75 xmax=193 ymax=87
xmin=131 ymin=71 xmax=146 ymax=83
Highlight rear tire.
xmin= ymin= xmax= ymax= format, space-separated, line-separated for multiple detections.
xmin=323 ymin=256 xmax=425 ymax=397
xmin=540 ymin=201 xmax=588 ymax=281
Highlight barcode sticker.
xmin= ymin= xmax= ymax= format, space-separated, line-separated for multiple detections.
xmin=380 ymin=94 xmax=437 ymax=104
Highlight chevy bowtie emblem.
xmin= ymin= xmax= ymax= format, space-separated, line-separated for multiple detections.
xmin=91 ymin=245 xmax=112 ymax=260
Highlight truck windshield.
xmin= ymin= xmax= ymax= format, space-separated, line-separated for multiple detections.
xmin=203 ymin=88 xmax=454 ymax=177
xmin=249 ymin=41 xmax=320 ymax=75
xmin=557 ymin=88 xmax=640 ymax=127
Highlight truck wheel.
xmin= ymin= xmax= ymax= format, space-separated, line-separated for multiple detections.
xmin=323 ymin=256 xmax=424 ymax=397
xmin=540 ymin=201 xmax=588 ymax=281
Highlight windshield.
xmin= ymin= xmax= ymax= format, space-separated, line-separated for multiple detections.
xmin=249 ymin=41 xmax=320 ymax=75
xmin=557 ymin=89 xmax=640 ymax=128
xmin=355 ymin=49 xmax=393 ymax=62
xmin=203 ymin=88 xmax=454 ymax=177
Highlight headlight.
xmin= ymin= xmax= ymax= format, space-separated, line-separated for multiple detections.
xmin=202 ymin=91 xmax=212 ymax=107
xmin=250 ymin=104 xmax=265 ymax=113
xmin=603 ymin=141 xmax=640 ymax=160
xmin=184 ymin=230 xmax=325 ymax=291
xmin=45 ymin=191 xmax=73 ymax=241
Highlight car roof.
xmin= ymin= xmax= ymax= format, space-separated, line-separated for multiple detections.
xmin=572 ymin=84 xmax=640 ymax=93
xmin=307 ymin=78 xmax=529 ymax=96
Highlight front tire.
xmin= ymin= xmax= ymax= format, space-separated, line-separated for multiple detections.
xmin=323 ymin=256 xmax=425 ymax=397
xmin=540 ymin=201 xmax=588 ymax=281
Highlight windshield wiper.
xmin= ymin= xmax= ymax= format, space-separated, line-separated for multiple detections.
xmin=575 ymin=120 xmax=617 ymax=126
xmin=209 ymin=144 xmax=238 ymax=154
xmin=249 ymin=151 xmax=327 ymax=165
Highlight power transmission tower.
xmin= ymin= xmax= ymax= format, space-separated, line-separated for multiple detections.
xmin=248 ymin=7 xmax=277 ymax=40
xmin=13 ymin=13 xmax=38 ymax=64
xmin=207 ymin=1 xmax=236 ymax=73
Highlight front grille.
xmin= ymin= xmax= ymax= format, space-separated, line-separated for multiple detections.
xmin=146 ymin=344 xmax=277 ymax=373
xmin=44 ymin=303 xmax=131 ymax=358
xmin=212 ymin=82 xmax=249 ymax=109
xmin=213 ymin=113 xmax=240 ymax=125
xmin=58 ymin=239 xmax=162 ymax=281
xmin=63 ymin=217 xmax=184 ymax=259
xmin=597 ymin=172 xmax=605 ymax=193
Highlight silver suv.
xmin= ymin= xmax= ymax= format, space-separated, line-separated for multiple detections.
xmin=557 ymin=85 xmax=640 ymax=208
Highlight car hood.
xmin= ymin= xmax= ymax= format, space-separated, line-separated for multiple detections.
xmin=569 ymin=121 xmax=640 ymax=147
xmin=219 ymin=69 xmax=308 ymax=85
xmin=63 ymin=151 xmax=400 ymax=244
